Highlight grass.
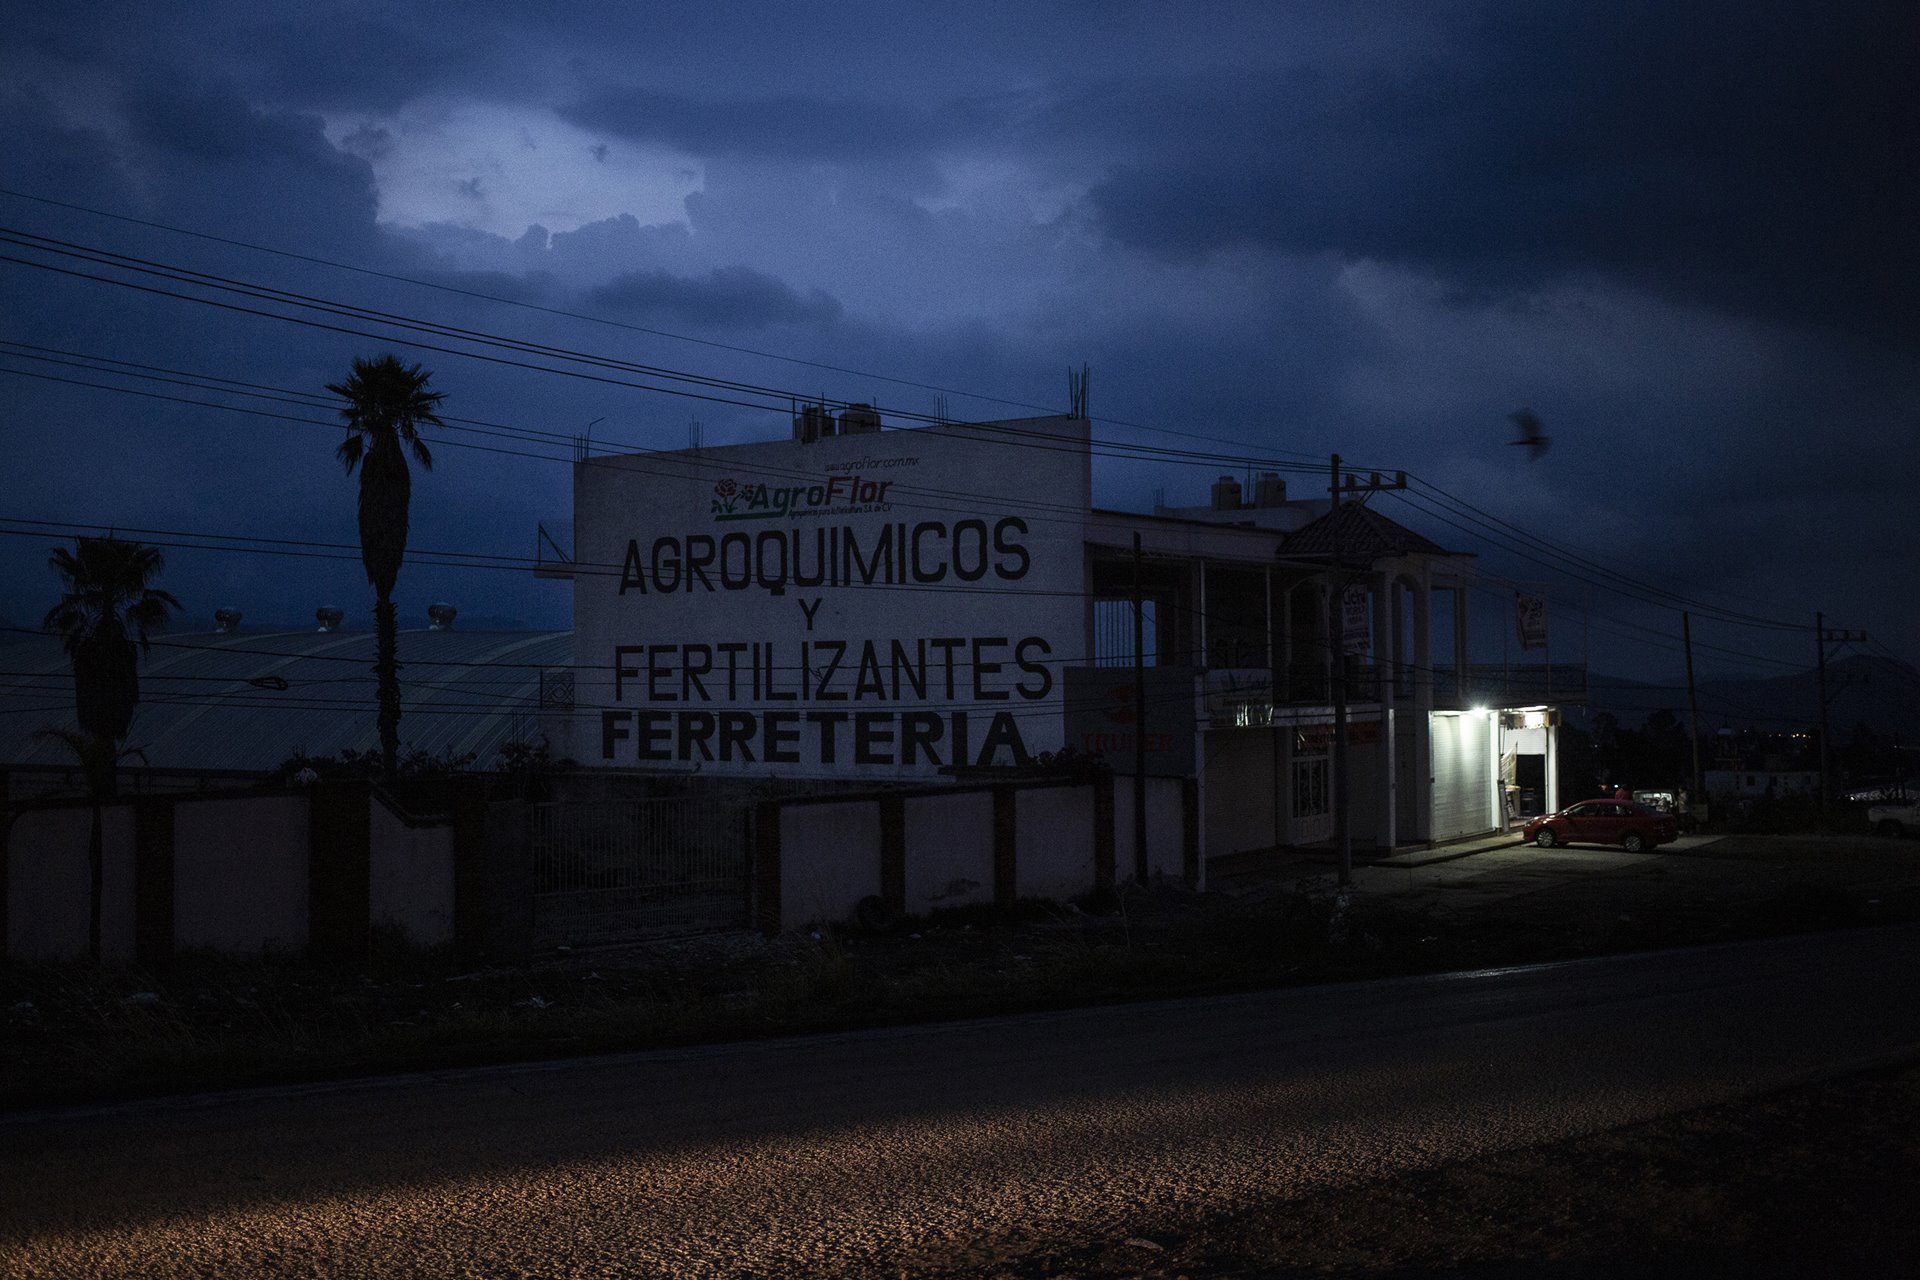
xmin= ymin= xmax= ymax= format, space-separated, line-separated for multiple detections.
xmin=6 ymin=835 xmax=1917 ymax=1110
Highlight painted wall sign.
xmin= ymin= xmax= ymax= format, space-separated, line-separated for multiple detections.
xmin=1062 ymin=666 xmax=1197 ymax=775
xmin=572 ymin=417 xmax=1091 ymax=777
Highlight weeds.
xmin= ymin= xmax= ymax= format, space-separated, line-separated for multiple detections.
xmin=5 ymin=839 xmax=1908 ymax=1109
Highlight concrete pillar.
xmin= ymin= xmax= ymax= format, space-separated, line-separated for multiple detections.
xmin=1372 ymin=572 xmax=1396 ymax=850
xmin=1546 ymin=722 xmax=1561 ymax=814
xmin=1453 ymin=585 xmax=1470 ymax=702
xmin=1277 ymin=576 xmax=1294 ymax=699
xmin=1377 ymin=705 xmax=1397 ymax=851
xmin=1388 ymin=574 xmax=1406 ymax=700
xmin=1411 ymin=572 xmax=1434 ymax=843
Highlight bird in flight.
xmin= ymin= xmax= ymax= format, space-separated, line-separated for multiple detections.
xmin=1508 ymin=407 xmax=1550 ymax=461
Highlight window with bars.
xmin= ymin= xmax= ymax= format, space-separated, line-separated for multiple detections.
xmin=1093 ymin=599 xmax=1157 ymax=668
xmin=1291 ymin=756 xmax=1330 ymax=819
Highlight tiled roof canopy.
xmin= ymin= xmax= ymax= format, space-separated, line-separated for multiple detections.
xmin=1281 ymin=502 xmax=1453 ymax=560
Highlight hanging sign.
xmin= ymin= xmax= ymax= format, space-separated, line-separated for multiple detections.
xmin=1515 ymin=592 xmax=1549 ymax=651
xmin=1341 ymin=583 xmax=1371 ymax=656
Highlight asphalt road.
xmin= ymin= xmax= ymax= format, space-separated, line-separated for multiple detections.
xmin=6 ymin=925 xmax=1920 ymax=1278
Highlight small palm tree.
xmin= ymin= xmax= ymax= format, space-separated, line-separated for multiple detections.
xmin=43 ymin=536 xmax=181 ymax=771
xmin=328 ymin=354 xmax=445 ymax=776
xmin=42 ymin=534 xmax=178 ymax=961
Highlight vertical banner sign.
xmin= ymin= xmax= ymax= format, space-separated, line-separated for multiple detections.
xmin=1515 ymin=592 xmax=1549 ymax=651
xmin=1341 ymin=583 xmax=1371 ymax=656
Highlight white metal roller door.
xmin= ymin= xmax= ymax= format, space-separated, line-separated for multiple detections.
xmin=1431 ymin=713 xmax=1493 ymax=842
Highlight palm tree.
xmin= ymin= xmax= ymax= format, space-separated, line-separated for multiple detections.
xmin=327 ymin=354 xmax=445 ymax=776
xmin=43 ymin=536 xmax=181 ymax=771
xmin=42 ymin=534 xmax=179 ymax=961
xmin=33 ymin=728 xmax=145 ymax=962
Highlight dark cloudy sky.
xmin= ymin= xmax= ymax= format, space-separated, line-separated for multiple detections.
xmin=2 ymin=1 xmax=1913 ymax=693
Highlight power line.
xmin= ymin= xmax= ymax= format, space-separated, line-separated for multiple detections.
xmin=1387 ymin=486 xmax=1814 ymax=639
xmin=0 ymin=339 xmax=1328 ymax=534
xmin=1400 ymin=479 xmax=1803 ymax=632
xmin=0 ymin=184 xmax=1337 ymax=464
xmin=0 ymin=226 xmax=1343 ymax=480
xmin=0 ymin=204 xmax=1862 ymax=654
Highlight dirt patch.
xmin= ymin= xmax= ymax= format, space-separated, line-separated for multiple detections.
xmin=939 ymin=1061 xmax=1920 ymax=1278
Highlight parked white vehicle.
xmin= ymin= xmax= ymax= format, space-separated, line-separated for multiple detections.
xmin=1868 ymin=798 xmax=1920 ymax=838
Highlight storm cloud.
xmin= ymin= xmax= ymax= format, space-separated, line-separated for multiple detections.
xmin=1089 ymin=4 xmax=1919 ymax=342
xmin=0 ymin=0 xmax=1912 ymax=681
xmin=588 ymin=266 xmax=842 ymax=329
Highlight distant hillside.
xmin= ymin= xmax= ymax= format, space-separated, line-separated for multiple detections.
xmin=1580 ymin=655 xmax=1920 ymax=741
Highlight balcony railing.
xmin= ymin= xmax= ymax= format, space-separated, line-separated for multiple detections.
xmin=1433 ymin=663 xmax=1588 ymax=708
xmin=1206 ymin=661 xmax=1588 ymax=721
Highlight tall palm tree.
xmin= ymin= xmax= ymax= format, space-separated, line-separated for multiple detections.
xmin=328 ymin=354 xmax=444 ymax=776
xmin=42 ymin=534 xmax=178 ymax=961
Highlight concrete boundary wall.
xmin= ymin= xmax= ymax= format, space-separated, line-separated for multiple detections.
xmin=370 ymin=800 xmax=458 ymax=949
xmin=174 ymin=795 xmax=310 ymax=954
xmin=902 ymin=792 xmax=994 ymax=914
xmin=757 ymin=773 xmax=1200 ymax=933
xmin=3 ymin=806 xmax=137 ymax=962
xmin=4 ymin=783 xmax=478 ymax=963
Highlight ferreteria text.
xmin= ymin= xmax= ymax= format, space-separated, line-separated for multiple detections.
xmin=599 ymin=707 xmax=1042 ymax=768
xmin=618 ymin=517 xmax=1030 ymax=597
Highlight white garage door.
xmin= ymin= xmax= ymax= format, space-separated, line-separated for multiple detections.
xmin=1431 ymin=713 xmax=1493 ymax=842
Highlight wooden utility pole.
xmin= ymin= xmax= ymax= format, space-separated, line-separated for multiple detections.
xmin=1815 ymin=613 xmax=1870 ymax=826
xmin=1683 ymin=611 xmax=1704 ymax=821
xmin=1324 ymin=458 xmax=1408 ymax=886
xmin=1817 ymin=611 xmax=1830 ymax=826
xmin=1328 ymin=456 xmax=1351 ymax=887
xmin=1132 ymin=531 xmax=1148 ymax=884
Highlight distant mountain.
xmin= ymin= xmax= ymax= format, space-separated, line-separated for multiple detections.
xmin=1579 ymin=655 xmax=1920 ymax=742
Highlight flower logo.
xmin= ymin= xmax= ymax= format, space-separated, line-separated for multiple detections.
xmin=711 ymin=477 xmax=742 ymax=513
xmin=714 ymin=479 xmax=737 ymax=498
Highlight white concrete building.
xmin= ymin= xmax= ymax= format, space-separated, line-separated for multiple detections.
xmin=547 ymin=411 xmax=1579 ymax=856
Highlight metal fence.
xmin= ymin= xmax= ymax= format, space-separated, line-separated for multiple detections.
xmin=529 ymin=796 xmax=753 ymax=946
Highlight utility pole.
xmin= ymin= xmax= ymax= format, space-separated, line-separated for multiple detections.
xmin=1815 ymin=612 xmax=1870 ymax=826
xmin=1324 ymin=458 xmax=1408 ymax=886
xmin=1817 ymin=611 xmax=1830 ymax=827
xmin=1683 ymin=611 xmax=1703 ymax=822
xmin=1329 ymin=456 xmax=1351 ymax=887
xmin=1132 ymin=532 xmax=1148 ymax=885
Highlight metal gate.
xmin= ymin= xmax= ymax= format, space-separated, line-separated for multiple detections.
xmin=530 ymin=797 xmax=754 ymax=946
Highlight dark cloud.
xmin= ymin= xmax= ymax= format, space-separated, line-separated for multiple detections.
xmin=113 ymin=78 xmax=381 ymax=257
xmin=2 ymin=2 xmax=1913 ymax=671
xmin=339 ymin=123 xmax=394 ymax=162
xmin=0 ymin=86 xmax=141 ymax=213
xmin=558 ymin=89 xmax=971 ymax=161
xmin=587 ymin=266 xmax=842 ymax=329
xmin=221 ymin=16 xmax=498 ymax=113
xmin=1088 ymin=3 xmax=1920 ymax=341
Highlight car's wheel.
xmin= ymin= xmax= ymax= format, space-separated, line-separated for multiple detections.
xmin=1880 ymin=819 xmax=1908 ymax=839
xmin=1622 ymin=832 xmax=1646 ymax=853
xmin=1535 ymin=829 xmax=1558 ymax=848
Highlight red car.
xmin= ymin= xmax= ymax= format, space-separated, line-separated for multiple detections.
xmin=1523 ymin=799 xmax=1678 ymax=852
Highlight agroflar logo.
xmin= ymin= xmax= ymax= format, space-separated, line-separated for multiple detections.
xmin=709 ymin=473 xmax=895 ymax=521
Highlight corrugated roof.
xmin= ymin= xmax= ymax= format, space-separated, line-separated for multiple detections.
xmin=1280 ymin=503 xmax=1453 ymax=560
xmin=0 ymin=627 xmax=570 ymax=773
